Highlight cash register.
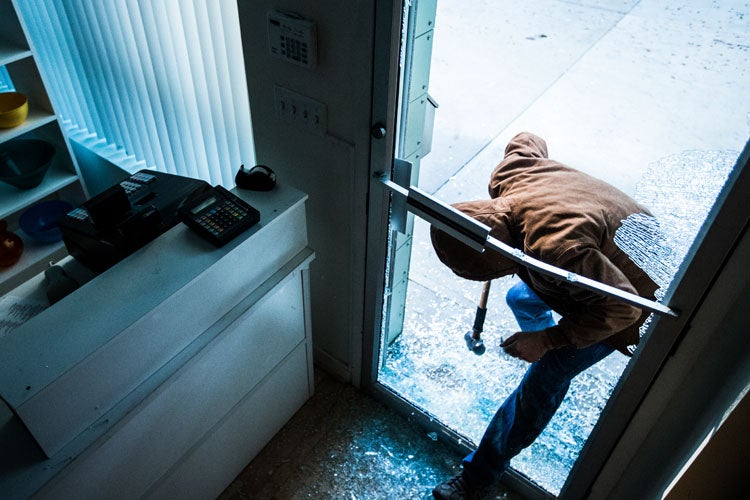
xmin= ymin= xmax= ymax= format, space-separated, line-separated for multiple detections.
xmin=59 ymin=169 xmax=262 ymax=274
xmin=59 ymin=170 xmax=210 ymax=273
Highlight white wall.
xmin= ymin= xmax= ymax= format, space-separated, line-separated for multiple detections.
xmin=238 ymin=1 xmax=377 ymax=382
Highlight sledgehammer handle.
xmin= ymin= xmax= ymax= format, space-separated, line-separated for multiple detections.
xmin=472 ymin=307 xmax=487 ymax=334
xmin=478 ymin=281 xmax=491 ymax=309
xmin=471 ymin=281 xmax=492 ymax=335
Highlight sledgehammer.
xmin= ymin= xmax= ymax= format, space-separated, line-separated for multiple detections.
xmin=465 ymin=281 xmax=491 ymax=355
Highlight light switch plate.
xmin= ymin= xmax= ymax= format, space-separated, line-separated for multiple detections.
xmin=273 ymin=85 xmax=327 ymax=135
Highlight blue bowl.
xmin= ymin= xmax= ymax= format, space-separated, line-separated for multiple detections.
xmin=0 ymin=139 xmax=56 ymax=189
xmin=19 ymin=200 xmax=74 ymax=244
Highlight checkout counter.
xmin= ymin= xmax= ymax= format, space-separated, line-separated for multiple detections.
xmin=0 ymin=177 xmax=315 ymax=499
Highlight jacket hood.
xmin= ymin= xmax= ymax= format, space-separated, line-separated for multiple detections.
xmin=489 ymin=131 xmax=550 ymax=198
xmin=430 ymin=198 xmax=520 ymax=281
xmin=503 ymin=131 xmax=549 ymax=159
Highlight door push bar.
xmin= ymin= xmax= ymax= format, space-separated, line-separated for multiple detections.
xmin=377 ymin=162 xmax=678 ymax=318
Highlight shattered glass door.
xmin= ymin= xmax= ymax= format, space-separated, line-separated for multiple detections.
xmin=376 ymin=0 xmax=749 ymax=495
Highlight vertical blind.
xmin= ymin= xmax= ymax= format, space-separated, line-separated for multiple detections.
xmin=17 ymin=0 xmax=255 ymax=187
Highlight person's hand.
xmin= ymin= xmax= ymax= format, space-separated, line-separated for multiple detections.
xmin=501 ymin=329 xmax=553 ymax=363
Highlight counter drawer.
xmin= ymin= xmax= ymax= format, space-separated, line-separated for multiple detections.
xmin=36 ymin=270 xmax=309 ymax=499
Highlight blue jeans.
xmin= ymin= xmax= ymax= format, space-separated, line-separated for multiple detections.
xmin=461 ymin=281 xmax=615 ymax=488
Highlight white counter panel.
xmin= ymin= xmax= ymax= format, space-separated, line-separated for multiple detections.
xmin=36 ymin=269 xmax=308 ymax=499
xmin=0 ymin=184 xmax=314 ymax=500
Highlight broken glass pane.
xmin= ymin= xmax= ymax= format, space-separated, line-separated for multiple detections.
xmin=618 ymin=150 xmax=738 ymax=297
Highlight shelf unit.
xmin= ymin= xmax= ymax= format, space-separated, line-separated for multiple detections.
xmin=1 ymin=0 xmax=87 ymax=295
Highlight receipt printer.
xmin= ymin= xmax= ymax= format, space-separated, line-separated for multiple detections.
xmin=59 ymin=170 xmax=210 ymax=273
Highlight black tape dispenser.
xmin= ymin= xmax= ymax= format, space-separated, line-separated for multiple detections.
xmin=235 ymin=164 xmax=277 ymax=191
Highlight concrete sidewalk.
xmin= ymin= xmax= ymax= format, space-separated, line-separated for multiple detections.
xmin=422 ymin=0 xmax=748 ymax=199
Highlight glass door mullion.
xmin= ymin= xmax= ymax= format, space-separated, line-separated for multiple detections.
xmin=381 ymin=175 xmax=678 ymax=318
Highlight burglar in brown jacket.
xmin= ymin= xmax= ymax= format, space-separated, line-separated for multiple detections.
xmin=431 ymin=132 xmax=658 ymax=499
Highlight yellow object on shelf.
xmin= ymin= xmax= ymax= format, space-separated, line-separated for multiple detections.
xmin=0 ymin=92 xmax=29 ymax=128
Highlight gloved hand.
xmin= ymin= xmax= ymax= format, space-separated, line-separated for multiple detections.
xmin=501 ymin=329 xmax=553 ymax=363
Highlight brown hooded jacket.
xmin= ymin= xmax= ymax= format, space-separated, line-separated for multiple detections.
xmin=431 ymin=132 xmax=658 ymax=355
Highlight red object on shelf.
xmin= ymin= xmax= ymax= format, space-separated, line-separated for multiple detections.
xmin=0 ymin=219 xmax=24 ymax=268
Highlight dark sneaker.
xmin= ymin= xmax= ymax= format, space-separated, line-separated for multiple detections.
xmin=433 ymin=472 xmax=476 ymax=499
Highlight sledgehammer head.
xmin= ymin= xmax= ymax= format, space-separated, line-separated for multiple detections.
xmin=464 ymin=331 xmax=486 ymax=355
xmin=465 ymin=301 xmax=488 ymax=355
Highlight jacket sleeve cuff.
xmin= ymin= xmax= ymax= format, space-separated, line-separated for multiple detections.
xmin=546 ymin=325 xmax=573 ymax=349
